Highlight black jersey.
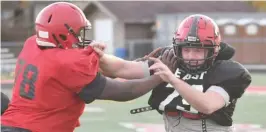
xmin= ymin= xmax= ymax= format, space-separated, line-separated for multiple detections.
xmin=132 ymin=43 xmax=251 ymax=126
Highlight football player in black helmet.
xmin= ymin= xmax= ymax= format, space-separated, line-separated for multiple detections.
xmin=94 ymin=14 xmax=251 ymax=132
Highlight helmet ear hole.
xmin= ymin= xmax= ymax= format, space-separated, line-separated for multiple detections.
xmin=48 ymin=15 xmax=52 ymax=23
xmin=59 ymin=34 xmax=67 ymax=41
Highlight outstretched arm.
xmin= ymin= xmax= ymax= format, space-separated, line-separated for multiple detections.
xmin=93 ymin=47 xmax=163 ymax=79
xmin=98 ymin=75 xmax=162 ymax=101
xmin=98 ymin=54 xmax=150 ymax=79
xmin=77 ymin=73 xmax=163 ymax=103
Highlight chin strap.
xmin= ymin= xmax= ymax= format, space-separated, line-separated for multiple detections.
xmin=130 ymin=106 xmax=155 ymax=114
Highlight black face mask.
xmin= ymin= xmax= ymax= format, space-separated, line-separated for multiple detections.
xmin=172 ymin=36 xmax=218 ymax=74
xmin=172 ymin=42 xmax=235 ymax=75
xmin=173 ymin=45 xmax=216 ymax=75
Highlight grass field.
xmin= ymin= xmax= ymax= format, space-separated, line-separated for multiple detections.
xmin=74 ymin=73 xmax=266 ymax=132
xmin=1 ymin=73 xmax=265 ymax=132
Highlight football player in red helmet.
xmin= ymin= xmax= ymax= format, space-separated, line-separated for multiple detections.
xmin=1 ymin=2 xmax=166 ymax=132
xmin=35 ymin=2 xmax=93 ymax=49
xmin=170 ymin=14 xmax=221 ymax=74
xmin=96 ymin=14 xmax=251 ymax=132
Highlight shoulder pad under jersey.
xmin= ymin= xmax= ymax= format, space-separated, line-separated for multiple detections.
xmin=205 ymin=60 xmax=252 ymax=98
xmin=216 ymin=42 xmax=235 ymax=60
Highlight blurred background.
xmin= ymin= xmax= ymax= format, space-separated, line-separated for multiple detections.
xmin=1 ymin=1 xmax=266 ymax=132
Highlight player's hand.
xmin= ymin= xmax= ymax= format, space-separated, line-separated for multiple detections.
xmin=148 ymin=57 xmax=176 ymax=83
xmin=90 ymin=41 xmax=106 ymax=57
xmin=161 ymin=48 xmax=178 ymax=73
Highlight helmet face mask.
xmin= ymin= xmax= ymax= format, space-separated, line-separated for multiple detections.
xmin=172 ymin=14 xmax=221 ymax=74
xmin=173 ymin=40 xmax=218 ymax=74
xmin=78 ymin=26 xmax=93 ymax=47
xmin=65 ymin=23 xmax=93 ymax=49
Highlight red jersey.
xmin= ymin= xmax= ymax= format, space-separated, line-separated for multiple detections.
xmin=1 ymin=35 xmax=99 ymax=132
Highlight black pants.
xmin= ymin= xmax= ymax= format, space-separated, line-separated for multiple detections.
xmin=1 ymin=92 xmax=10 ymax=115
xmin=1 ymin=125 xmax=31 ymax=132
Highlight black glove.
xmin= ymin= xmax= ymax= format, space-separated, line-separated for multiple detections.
xmin=160 ymin=48 xmax=178 ymax=73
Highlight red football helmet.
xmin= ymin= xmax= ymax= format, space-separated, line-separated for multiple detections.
xmin=173 ymin=14 xmax=221 ymax=74
xmin=35 ymin=2 xmax=92 ymax=49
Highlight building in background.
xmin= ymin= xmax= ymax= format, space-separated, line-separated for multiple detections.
xmin=155 ymin=13 xmax=266 ymax=68
xmin=76 ymin=1 xmax=262 ymax=60
xmin=1 ymin=1 xmax=266 ymax=77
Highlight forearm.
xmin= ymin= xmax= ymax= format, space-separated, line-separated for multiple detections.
xmin=170 ymin=78 xmax=212 ymax=114
xmin=99 ymin=54 xmax=125 ymax=75
xmin=124 ymin=75 xmax=162 ymax=101
xmin=99 ymin=54 xmax=149 ymax=79
xmin=98 ymin=75 xmax=162 ymax=101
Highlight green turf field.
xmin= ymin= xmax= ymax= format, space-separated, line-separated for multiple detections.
xmin=75 ymin=73 xmax=266 ymax=132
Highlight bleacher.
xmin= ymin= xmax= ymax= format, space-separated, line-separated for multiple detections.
xmin=1 ymin=48 xmax=17 ymax=76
